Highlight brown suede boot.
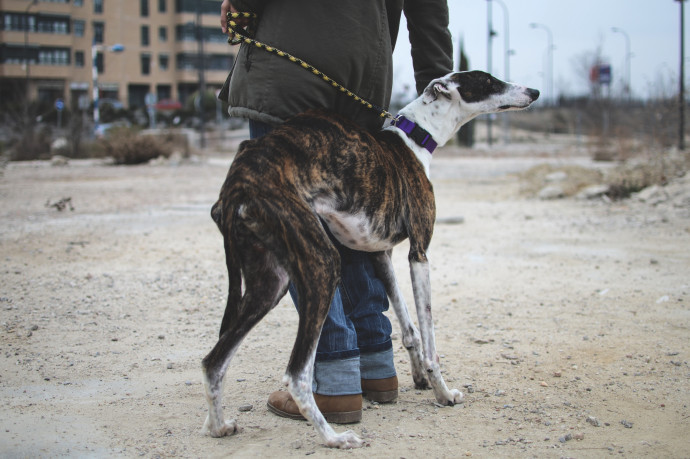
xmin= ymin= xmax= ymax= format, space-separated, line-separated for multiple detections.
xmin=266 ymin=391 xmax=362 ymax=424
xmin=361 ymin=375 xmax=398 ymax=403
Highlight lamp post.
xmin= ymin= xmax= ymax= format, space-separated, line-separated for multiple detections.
xmin=24 ymin=0 xmax=38 ymax=119
xmin=196 ymin=1 xmax=206 ymax=149
xmin=92 ymin=42 xmax=124 ymax=128
xmin=486 ymin=0 xmax=496 ymax=146
xmin=493 ymin=0 xmax=512 ymax=143
xmin=611 ymin=27 xmax=632 ymax=102
xmin=530 ymin=22 xmax=554 ymax=105
xmin=676 ymin=0 xmax=686 ymax=151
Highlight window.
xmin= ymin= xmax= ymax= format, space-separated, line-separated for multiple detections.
xmin=207 ymin=53 xmax=233 ymax=70
xmin=174 ymin=53 xmax=231 ymax=71
xmin=74 ymin=0 xmax=83 ymax=6
xmin=175 ymin=23 xmax=195 ymax=42
xmin=158 ymin=54 xmax=168 ymax=71
xmin=174 ymin=24 xmax=222 ymax=43
xmin=158 ymin=0 xmax=166 ymax=13
xmin=94 ymin=0 xmax=103 ymax=14
xmin=175 ymin=0 xmax=218 ymax=15
xmin=93 ymin=22 xmax=104 ymax=43
xmin=0 ymin=44 xmax=35 ymax=64
xmin=35 ymin=15 xmax=70 ymax=34
xmin=73 ymin=20 xmax=85 ymax=37
xmin=141 ymin=54 xmax=151 ymax=75
xmin=2 ymin=13 xmax=35 ymax=32
xmin=95 ymin=52 xmax=103 ymax=73
xmin=38 ymin=48 xmax=70 ymax=65
xmin=158 ymin=26 xmax=167 ymax=42
xmin=75 ymin=50 xmax=84 ymax=67
xmin=140 ymin=0 xmax=149 ymax=17
xmin=141 ymin=25 xmax=149 ymax=46
xmin=175 ymin=53 xmax=196 ymax=70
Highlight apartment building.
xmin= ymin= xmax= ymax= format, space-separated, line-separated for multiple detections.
xmin=0 ymin=0 xmax=235 ymax=111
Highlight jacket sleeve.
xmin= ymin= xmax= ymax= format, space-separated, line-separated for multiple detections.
xmin=403 ymin=0 xmax=454 ymax=95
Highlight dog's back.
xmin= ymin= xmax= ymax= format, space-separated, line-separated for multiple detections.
xmin=215 ymin=110 xmax=435 ymax=254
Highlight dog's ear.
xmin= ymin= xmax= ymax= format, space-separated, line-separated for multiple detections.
xmin=422 ymin=81 xmax=453 ymax=104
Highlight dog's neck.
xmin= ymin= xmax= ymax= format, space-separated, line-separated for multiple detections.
xmin=386 ymin=95 xmax=472 ymax=177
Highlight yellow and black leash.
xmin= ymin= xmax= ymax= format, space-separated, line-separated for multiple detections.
xmin=226 ymin=12 xmax=395 ymax=120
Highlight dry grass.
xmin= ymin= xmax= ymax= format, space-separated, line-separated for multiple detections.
xmin=519 ymin=164 xmax=604 ymax=197
xmin=100 ymin=126 xmax=173 ymax=165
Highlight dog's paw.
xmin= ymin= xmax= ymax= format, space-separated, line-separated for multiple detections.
xmin=412 ymin=371 xmax=430 ymax=389
xmin=437 ymin=389 xmax=464 ymax=406
xmin=325 ymin=430 xmax=364 ymax=449
xmin=203 ymin=415 xmax=238 ymax=437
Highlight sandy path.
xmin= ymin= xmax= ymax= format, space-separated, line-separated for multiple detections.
xmin=1 ymin=150 xmax=688 ymax=458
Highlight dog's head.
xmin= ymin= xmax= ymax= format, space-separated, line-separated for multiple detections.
xmin=422 ymin=71 xmax=539 ymax=119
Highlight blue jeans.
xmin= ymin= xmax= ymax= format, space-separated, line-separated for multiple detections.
xmin=249 ymin=120 xmax=396 ymax=395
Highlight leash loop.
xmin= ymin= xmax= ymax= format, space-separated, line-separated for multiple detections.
xmin=226 ymin=12 xmax=394 ymax=120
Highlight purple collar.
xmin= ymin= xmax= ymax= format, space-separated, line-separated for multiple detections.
xmin=390 ymin=115 xmax=438 ymax=154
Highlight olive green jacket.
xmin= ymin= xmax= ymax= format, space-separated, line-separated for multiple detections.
xmin=219 ymin=0 xmax=452 ymax=131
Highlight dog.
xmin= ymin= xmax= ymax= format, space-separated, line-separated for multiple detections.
xmin=202 ymin=71 xmax=539 ymax=448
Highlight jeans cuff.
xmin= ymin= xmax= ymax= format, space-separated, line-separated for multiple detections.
xmin=359 ymin=347 xmax=396 ymax=380
xmin=312 ymin=356 xmax=362 ymax=396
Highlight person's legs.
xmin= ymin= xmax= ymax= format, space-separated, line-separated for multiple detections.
xmin=250 ymin=120 xmax=363 ymax=422
xmin=335 ymin=239 xmax=398 ymax=402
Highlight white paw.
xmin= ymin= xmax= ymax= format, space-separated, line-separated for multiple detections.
xmin=450 ymin=389 xmax=464 ymax=405
xmin=326 ymin=430 xmax=364 ymax=449
xmin=203 ymin=416 xmax=238 ymax=437
xmin=436 ymin=389 xmax=464 ymax=406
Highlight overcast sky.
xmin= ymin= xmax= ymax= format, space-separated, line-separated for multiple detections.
xmin=393 ymin=0 xmax=688 ymax=101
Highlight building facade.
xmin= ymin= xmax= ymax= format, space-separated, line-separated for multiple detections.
xmin=0 ymin=0 xmax=235 ymax=111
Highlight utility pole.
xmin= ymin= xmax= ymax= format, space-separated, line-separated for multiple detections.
xmin=23 ymin=0 xmax=38 ymax=125
xmin=196 ymin=2 xmax=206 ymax=149
xmin=494 ymin=0 xmax=511 ymax=143
xmin=530 ymin=22 xmax=554 ymax=106
xmin=611 ymin=27 xmax=632 ymax=103
xmin=677 ymin=0 xmax=686 ymax=150
xmin=486 ymin=0 xmax=495 ymax=146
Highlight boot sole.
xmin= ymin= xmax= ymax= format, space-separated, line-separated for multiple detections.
xmin=362 ymin=389 xmax=398 ymax=403
xmin=266 ymin=402 xmax=362 ymax=424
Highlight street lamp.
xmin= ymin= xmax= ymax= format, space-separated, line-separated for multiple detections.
xmin=24 ymin=0 xmax=38 ymax=114
xmin=493 ymin=0 xmax=512 ymax=142
xmin=92 ymin=42 xmax=124 ymax=128
xmin=675 ymin=0 xmax=686 ymax=151
xmin=611 ymin=27 xmax=632 ymax=102
xmin=530 ymin=22 xmax=554 ymax=105
xmin=486 ymin=0 xmax=497 ymax=145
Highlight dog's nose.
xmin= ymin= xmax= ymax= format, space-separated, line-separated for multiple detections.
xmin=526 ymin=88 xmax=540 ymax=101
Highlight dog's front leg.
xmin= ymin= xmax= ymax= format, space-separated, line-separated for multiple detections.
xmin=371 ymin=251 xmax=429 ymax=389
xmin=409 ymin=256 xmax=463 ymax=406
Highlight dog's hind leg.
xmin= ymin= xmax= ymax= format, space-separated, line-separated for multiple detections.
xmin=371 ymin=251 xmax=429 ymax=389
xmin=202 ymin=245 xmax=289 ymax=437
xmin=279 ymin=210 xmax=364 ymax=449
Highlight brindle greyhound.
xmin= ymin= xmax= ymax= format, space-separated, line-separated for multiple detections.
xmin=202 ymin=71 xmax=539 ymax=448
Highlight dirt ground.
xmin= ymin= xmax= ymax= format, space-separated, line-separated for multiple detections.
xmin=1 ymin=138 xmax=689 ymax=458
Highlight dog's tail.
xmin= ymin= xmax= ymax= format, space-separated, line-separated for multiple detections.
xmin=211 ymin=199 xmax=243 ymax=338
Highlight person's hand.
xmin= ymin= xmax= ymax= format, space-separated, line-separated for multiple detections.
xmin=220 ymin=0 xmax=249 ymax=34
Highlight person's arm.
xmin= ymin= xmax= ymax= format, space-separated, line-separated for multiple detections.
xmin=403 ymin=0 xmax=454 ymax=94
